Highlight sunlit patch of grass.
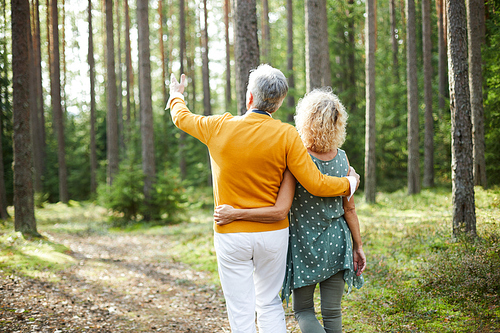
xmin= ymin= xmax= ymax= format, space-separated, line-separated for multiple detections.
xmin=0 ymin=231 xmax=75 ymax=281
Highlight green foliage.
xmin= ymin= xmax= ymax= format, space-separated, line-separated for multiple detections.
xmin=98 ymin=160 xmax=187 ymax=225
xmin=484 ymin=0 xmax=500 ymax=185
xmin=423 ymin=232 xmax=500 ymax=314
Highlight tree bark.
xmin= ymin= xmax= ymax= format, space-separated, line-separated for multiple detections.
xmin=347 ymin=0 xmax=356 ymax=114
xmin=137 ymin=0 xmax=156 ymax=215
xmin=364 ymin=0 xmax=376 ymax=203
xmin=158 ymin=0 xmax=167 ymax=106
xmin=50 ymin=0 xmax=69 ymax=202
xmin=286 ymin=0 xmax=294 ymax=121
xmin=0 ymin=0 xmax=10 ymax=219
xmin=261 ymin=0 xmax=270 ymax=64
xmin=422 ymin=0 xmax=434 ymax=188
xmin=406 ymin=0 xmax=420 ymax=195
xmin=116 ymin=0 xmax=125 ymax=154
xmin=105 ymin=0 xmax=119 ymax=185
xmin=124 ymin=0 xmax=133 ymax=130
xmin=201 ymin=0 xmax=211 ymax=117
xmin=224 ymin=0 xmax=232 ymax=112
xmin=88 ymin=0 xmax=97 ymax=195
xmin=233 ymin=0 xmax=260 ymax=114
xmin=319 ymin=0 xmax=331 ymax=87
xmin=12 ymin=0 xmax=40 ymax=236
xmin=466 ymin=0 xmax=487 ymax=188
xmin=437 ymin=0 xmax=448 ymax=111
xmin=305 ymin=0 xmax=330 ymax=92
xmin=446 ymin=0 xmax=476 ymax=237
xmin=390 ymin=0 xmax=399 ymax=82
xmin=179 ymin=0 xmax=187 ymax=179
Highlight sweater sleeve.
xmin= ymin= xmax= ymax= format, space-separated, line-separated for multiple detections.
xmin=286 ymin=127 xmax=350 ymax=197
xmin=170 ymin=97 xmax=218 ymax=144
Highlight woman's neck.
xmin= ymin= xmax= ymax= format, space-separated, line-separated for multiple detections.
xmin=307 ymin=148 xmax=338 ymax=161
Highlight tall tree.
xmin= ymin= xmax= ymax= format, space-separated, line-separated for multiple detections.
xmin=436 ymin=0 xmax=447 ymax=111
xmin=233 ymin=0 xmax=259 ymax=114
xmin=105 ymin=0 xmax=118 ymax=185
xmin=261 ymin=0 xmax=270 ymax=64
xmin=467 ymin=0 xmax=487 ymax=187
xmin=50 ymin=0 xmax=69 ymax=202
xmin=124 ymin=0 xmax=133 ymax=129
xmin=224 ymin=0 xmax=231 ymax=111
xmin=390 ymin=0 xmax=399 ymax=82
xmin=0 ymin=0 xmax=10 ymax=219
xmin=116 ymin=0 xmax=125 ymax=153
xmin=158 ymin=0 xmax=167 ymax=105
xmin=364 ymin=0 xmax=376 ymax=203
xmin=201 ymin=0 xmax=211 ymax=117
xmin=406 ymin=0 xmax=420 ymax=195
xmin=319 ymin=0 xmax=331 ymax=87
xmin=305 ymin=0 xmax=330 ymax=91
xmin=137 ymin=0 xmax=156 ymax=215
xmin=29 ymin=0 xmax=44 ymax=194
xmin=179 ymin=0 xmax=187 ymax=178
xmin=286 ymin=0 xmax=294 ymax=121
xmin=28 ymin=2 xmax=41 ymax=195
xmin=447 ymin=0 xmax=476 ymax=237
xmin=88 ymin=0 xmax=97 ymax=194
xmin=422 ymin=0 xmax=434 ymax=188
xmin=12 ymin=0 xmax=40 ymax=236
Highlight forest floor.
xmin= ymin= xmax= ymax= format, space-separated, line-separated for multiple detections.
xmin=0 ymin=202 xmax=301 ymax=332
xmin=1 ymin=186 xmax=500 ymax=332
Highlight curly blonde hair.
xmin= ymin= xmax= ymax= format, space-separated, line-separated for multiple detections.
xmin=294 ymin=88 xmax=348 ymax=153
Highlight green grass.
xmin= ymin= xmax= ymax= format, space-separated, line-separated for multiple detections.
xmin=1 ymin=186 xmax=499 ymax=331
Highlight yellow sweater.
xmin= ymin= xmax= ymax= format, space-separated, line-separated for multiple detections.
xmin=170 ymin=98 xmax=350 ymax=233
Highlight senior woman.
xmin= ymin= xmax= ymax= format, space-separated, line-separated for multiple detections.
xmin=214 ymin=88 xmax=366 ymax=333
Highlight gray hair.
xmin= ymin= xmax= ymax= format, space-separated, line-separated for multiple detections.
xmin=247 ymin=64 xmax=288 ymax=113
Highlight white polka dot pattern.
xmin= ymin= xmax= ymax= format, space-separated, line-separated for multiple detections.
xmin=281 ymin=149 xmax=364 ymax=303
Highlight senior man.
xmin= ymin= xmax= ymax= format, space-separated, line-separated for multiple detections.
xmin=168 ymin=64 xmax=360 ymax=333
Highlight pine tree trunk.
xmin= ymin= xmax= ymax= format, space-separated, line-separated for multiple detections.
xmin=105 ymin=0 xmax=119 ymax=185
xmin=224 ymin=0 xmax=232 ymax=112
xmin=364 ymin=0 xmax=376 ymax=203
xmin=12 ymin=0 xmax=39 ymax=236
xmin=347 ymin=0 xmax=356 ymax=113
xmin=466 ymin=0 xmax=487 ymax=188
xmin=158 ymin=0 xmax=167 ymax=106
xmin=28 ymin=7 xmax=42 ymax=196
xmin=447 ymin=0 xmax=476 ymax=237
xmin=32 ymin=0 xmax=45 ymax=194
xmin=286 ymin=0 xmax=294 ymax=121
xmin=261 ymin=0 xmax=270 ymax=64
xmin=224 ymin=0 xmax=231 ymax=111
xmin=137 ymin=0 xmax=156 ymax=215
xmin=88 ymin=0 xmax=97 ymax=195
xmin=233 ymin=0 xmax=259 ymax=114
xmin=319 ymin=0 xmax=331 ymax=87
xmin=125 ymin=0 xmax=133 ymax=130
xmin=0 ymin=0 xmax=9 ymax=219
xmin=201 ymin=0 xmax=211 ymax=117
xmin=422 ymin=0 xmax=434 ymax=188
xmin=116 ymin=0 xmax=125 ymax=154
xmin=406 ymin=0 xmax=420 ymax=195
xmin=390 ymin=0 xmax=399 ymax=82
xmin=179 ymin=0 xmax=187 ymax=179
xmin=50 ymin=0 xmax=69 ymax=202
xmin=437 ymin=0 xmax=448 ymax=111
xmin=305 ymin=0 xmax=329 ymax=91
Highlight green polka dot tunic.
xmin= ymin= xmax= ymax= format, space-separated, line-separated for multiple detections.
xmin=281 ymin=149 xmax=364 ymax=303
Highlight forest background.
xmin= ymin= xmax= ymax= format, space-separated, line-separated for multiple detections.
xmin=0 ymin=0 xmax=499 ymax=216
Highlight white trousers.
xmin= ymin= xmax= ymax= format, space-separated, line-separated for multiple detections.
xmin=214 ymin=228 xmax=289 ymax=333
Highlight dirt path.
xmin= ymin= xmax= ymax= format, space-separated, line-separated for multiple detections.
xmin=1 ymin=231 xmax=231 ymax=332
xmin=1 ymin=230 xmax=299 ymax=332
